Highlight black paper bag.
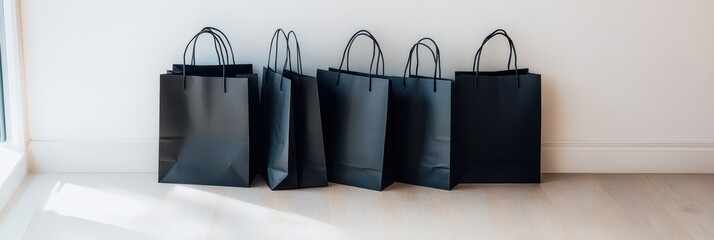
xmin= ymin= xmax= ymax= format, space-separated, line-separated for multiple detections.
xmin=317 ymin=30 xmax=393 ymax=191
xmin=170 ymin=27 xmax=263 ymax=176
xmin=159 ymin=28 xmax=257 ymax=187
xmin=262 ymin=66 xmax=298 ymax=190
xmin=389 ymin=38 xmax=457 ymax=190
xmin=262 ymin=29 xmax=328 ymax=190
xmin=454 ymin=29 xmax=541 ymax=183
xmin=282 ymin=30 xmax=328 ymax=188
xmin=282 ymin=69 xmax=328 ymax=188
xmin=261 ymin=29 xmax=299 ymax=190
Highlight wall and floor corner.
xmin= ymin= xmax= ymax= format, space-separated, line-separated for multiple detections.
xmin=19 ymin=0 xmax=714 ymax=173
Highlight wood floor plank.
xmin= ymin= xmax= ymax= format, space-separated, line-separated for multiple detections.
xmin=2 ymin=173 xmax=713 ymax=239
xmin=538 ymin=174 xmax=639 ymax=240
xmin=460 ymin=183 xmax=566 ymax=239
xmin=377 ymin=183 xmax=467 ymax=240
xmin=592 ymin=174 xmax=693 ymax=239
xmin=643 ymin=174 xmax=714 ymax=239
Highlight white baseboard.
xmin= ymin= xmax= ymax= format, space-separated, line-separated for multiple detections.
xmin=27 ymin=139 xmax=714 ymax=173
xmin=543 ymin=140 xmax=714 ymax=173
xmin=29 ymin=139 xmax=157 ymax=173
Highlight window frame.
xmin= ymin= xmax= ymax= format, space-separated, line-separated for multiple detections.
xmin=0 ymin=0 xmax=6 ymax=143
xmin=0 ymin=0 xmax=26 ymax=212
xmin=0 ymin=0 xmax=26 ymax=152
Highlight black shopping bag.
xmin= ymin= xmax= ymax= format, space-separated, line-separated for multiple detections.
xmin=282 ymin=31 xmax=328 ymax=188
xmin=454 ymin=29 xmax=541 ymax=183
xmin=260 ymin=29 xmax=296 ymax=190
xmin=167 ymin=27 xmax=263 ymax=175
xmin=159 ymin=28 xmax=257 ymax=187
xmin=317 ymin=30 xmax=393 ymax=191
xmin=389 ymin=38 xmax=457 ymax=190
xmin=262 ymin=29 xmax=328 ymax=190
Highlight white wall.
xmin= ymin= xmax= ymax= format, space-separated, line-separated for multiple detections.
xmin=21 ymin=0 xmax=714 ymax=173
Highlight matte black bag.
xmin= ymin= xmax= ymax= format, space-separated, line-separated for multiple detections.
xmin=454 ymin=29 xmax=541 ymax=183
xmin=317 ymin=30 xmax=393 ymax=191
xmin=282 ymin=31 xmax=328 ymax=188
xmin=260 ymin=29 xmax=296 ymax=190
xmin=262 ymin=29 xmax=328 ymax=190
xmin=167 ymin=27 xmax=263 ymax=175
xmin=389 ymin=38 xmax=458 ymax=190
xmin=158 ymin=29 xmax=257 ymax=187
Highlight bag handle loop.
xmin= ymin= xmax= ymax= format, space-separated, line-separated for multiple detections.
xmin=182 ymin=29 xmax=229 ymax=92
xmin=402 ymin=42 xmax=438 ymax=92
xmin=412 ymin=37 xmax=442 ymax=80
xmin=344 ymin=31 xmax=385 ymax=76
xmin=337 ymin=30 xmax=385 ymax=92
xmin=266 ymin=29 xmax=292 ymax=91
xmin=191 ymin=27 xmax=236 ymax=65
xmin=285 ymin=31 xmax=304 ymax=75
xmin=472 ymin=29 xmax=520 ymax=89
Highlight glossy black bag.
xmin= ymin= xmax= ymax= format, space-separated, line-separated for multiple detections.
xmin=389 ymin=39 xmax=458 ymax=190
xmin=317 ymin=30 xmax=393 ymax=191
xmin=158 ymin=29 xmax=257 ymax=187
xmin=262 ymin=30 xmax=327 ymax=190
xmin=454 ymin=29 xmax=541 ymax=183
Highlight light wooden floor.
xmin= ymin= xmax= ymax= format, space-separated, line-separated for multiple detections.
xmin=0 ymin=173 xmax=712 ymax=239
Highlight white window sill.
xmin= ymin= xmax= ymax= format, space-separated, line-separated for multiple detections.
xmin=0 ymin=147 xmax=27 ymax=211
